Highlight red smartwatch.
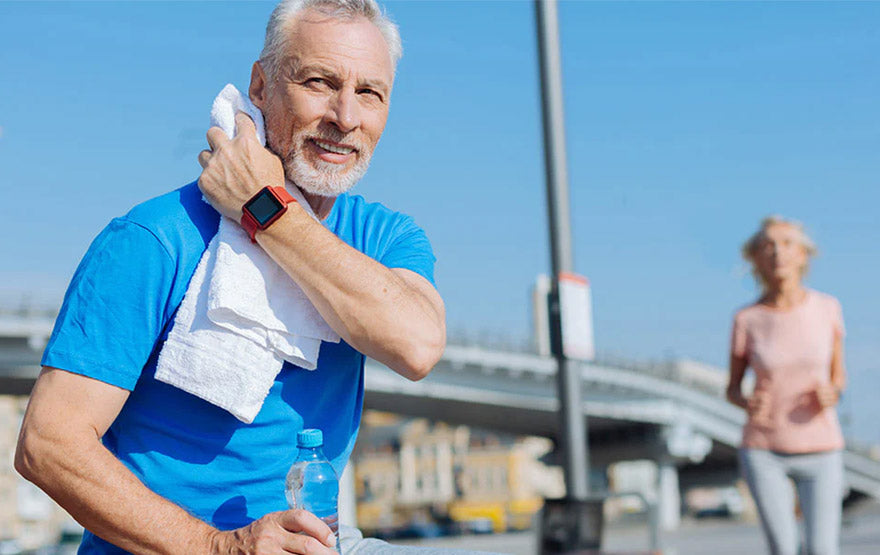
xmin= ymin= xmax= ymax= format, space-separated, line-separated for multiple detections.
xmin=240 ymin=186 xmax=297 ymax=243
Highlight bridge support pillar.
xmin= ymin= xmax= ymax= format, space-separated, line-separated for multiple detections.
xmin=338 ymin=461 xmax=358 ymax=528
xmin=655 ymin=422 xmax=712 ymax=531
xmin=656 ymin=458 xmax=681 ymax=531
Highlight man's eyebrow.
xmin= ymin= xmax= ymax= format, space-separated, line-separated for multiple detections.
xmin=358 ymin=77 xmax=390 ymax=95
xmin=286 ymin=60 xmax=390 ymax=94
xmin=290 ymin=62 xmax=338 ymax=80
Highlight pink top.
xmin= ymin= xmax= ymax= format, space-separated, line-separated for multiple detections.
xmin=731 ymin=289 xmax=845 ymax=453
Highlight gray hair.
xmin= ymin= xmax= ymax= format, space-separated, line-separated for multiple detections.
xmin=259 ymin=0 xmax=402 ymax=80
xmin=742 ymin=215 xmax=818 ymax=289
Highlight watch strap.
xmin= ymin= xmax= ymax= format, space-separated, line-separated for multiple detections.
xmin=271 ymin=186 xmax=295 ymax=205
xmin=241 ymin=186 xmax=297 ymax=243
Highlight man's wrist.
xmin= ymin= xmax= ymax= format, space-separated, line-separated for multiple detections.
xmin=206 ymin=527 xmax=233 ymax=555
xmin=240 ymin=186 xmax=297 ymax=243
xmin=254 ymin=199 xmax=313 ymax=242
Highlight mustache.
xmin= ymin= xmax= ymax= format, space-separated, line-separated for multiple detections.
xmin=304 ymin=129 xmax=367 ymax=152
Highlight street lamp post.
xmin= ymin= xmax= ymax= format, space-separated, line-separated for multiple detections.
xmin=534 ymin=0 xmax=590 ymax=502
xmin=534 ymin=1 xmax=605 ymax=552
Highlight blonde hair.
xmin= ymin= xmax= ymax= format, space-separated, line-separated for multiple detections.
xmin=742 ymin=215 xmax=817 ymax=290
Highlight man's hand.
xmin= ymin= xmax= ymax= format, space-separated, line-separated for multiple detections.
xmin=814 ymin=383 xmax=841 ymax=409
xmin=198 ymin=112 xmax=285 ymax=222
xmin=212 ymin=509 xmax=337 ymax=554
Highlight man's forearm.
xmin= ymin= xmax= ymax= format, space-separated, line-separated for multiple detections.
xmin=194 ymin=117 xmax=445 ymax=378
xmin=256 ymin=206 xmax=445 ymax=379
xmin=16 ymin=429 xmax=216 ymax=554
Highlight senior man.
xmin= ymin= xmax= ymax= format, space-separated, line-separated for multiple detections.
xmin=15 ymin=1 xmax=464 ymax=553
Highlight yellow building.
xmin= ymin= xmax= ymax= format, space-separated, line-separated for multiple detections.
xmin=353 ymin=414 xmax=564 ymax=535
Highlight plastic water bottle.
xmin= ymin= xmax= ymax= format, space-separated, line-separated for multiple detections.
xmin=285 ymin=428 xmax=340 ymax=552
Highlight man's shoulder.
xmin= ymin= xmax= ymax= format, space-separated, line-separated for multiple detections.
xmin=338 ymin=192 xmax=403 ymax=217
xmin=333 ymin=192 xmax=435 ymax=283
xmin=335 ymin=192 xmax=417 ymax=234
xmin=123 ymin=180 xmax=220 ymax=258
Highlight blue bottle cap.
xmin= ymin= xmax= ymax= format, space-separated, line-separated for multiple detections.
xmin=297 ymin=428 xmax=323 ymax=448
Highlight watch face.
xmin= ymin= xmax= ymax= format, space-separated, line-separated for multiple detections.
xmin=245 ymin=189 xmax=284 ymax=226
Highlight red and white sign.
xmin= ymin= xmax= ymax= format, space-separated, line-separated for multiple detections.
xmin=558 ymin=272 xmax=595 ymax=361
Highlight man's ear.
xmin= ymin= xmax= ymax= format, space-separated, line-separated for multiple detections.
xmin=249 ymin=61 xmax=268 ymax=110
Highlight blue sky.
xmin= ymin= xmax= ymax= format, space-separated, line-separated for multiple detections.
xmin=1 ymin=1 xmax=878 ymax=440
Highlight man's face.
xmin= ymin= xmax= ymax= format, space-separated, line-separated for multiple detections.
xmin=250 ymin=11 xmax=394 ymax=197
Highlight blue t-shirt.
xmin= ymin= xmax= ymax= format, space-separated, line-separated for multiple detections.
xmin=42 ymin=182 xmax=435 ymax=553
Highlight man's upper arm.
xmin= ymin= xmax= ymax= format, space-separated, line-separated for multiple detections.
xmin=26 ymin=368 xmax=130 ymax=440
xmin=16 ymin=367 xmax=130 ymax=484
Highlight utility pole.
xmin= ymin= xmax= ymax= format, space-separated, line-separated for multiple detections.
xmin=535 ymin=4 xmax=604 ymax=550
xmin=534 ymin=0 xmax=589 ymax=501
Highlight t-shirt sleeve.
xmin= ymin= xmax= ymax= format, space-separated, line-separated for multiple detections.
xmin=730 ymin=312 xmax=749 ymax=360
xmin=379 ymin=215 xmax=436 ymax=286
xmin=831 ymin=297 xmax=846 ymax=338
xmin=41 ymin=218 xmax=177 ymax=390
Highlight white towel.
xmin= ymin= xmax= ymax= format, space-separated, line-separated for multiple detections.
xmin=155 ymin=84 xmax=340 ymax=424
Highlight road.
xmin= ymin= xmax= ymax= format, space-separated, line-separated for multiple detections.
xmin=393 ymin=500 xmax=880 ymax=554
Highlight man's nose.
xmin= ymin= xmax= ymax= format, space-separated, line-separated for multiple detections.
xmin=325 ymin=88 xmax=361 ymax=133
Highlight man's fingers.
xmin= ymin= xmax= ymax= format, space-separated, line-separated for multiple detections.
xmin=198 ymin=150 xmax=212 ymax=169
xmin=234 ymin=111 xmax=257 ymax=139
xmin=279 ymin=534 xmax=336 ymax=555
xmin=277 ymin=509 xmax=335 ymax=548
xmin=206 ymin=126 xmax=230 ymax=151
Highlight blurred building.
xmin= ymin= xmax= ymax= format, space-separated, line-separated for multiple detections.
xmin=0 ymin=395 xmax=81 ymax=551
xmin=353 ymin=412 xmax=565 ymax=535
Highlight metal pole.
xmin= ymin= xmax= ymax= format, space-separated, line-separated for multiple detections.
xmin=534 ymin=0 xmax=589 ymax=500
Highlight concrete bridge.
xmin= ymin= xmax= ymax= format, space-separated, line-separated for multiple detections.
xmin=4 ymin=311 xmax=880 ymax=530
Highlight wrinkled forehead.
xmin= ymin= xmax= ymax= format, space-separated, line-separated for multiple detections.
xmin=281 ymin=11 xmax=394 ymax=83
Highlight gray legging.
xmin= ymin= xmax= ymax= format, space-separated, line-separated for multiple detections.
xmin=738 ymin=448 xmax=843 ymax=555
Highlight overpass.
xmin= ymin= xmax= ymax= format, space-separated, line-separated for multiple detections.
xmin=4 ymin=311 xmax=880 ymax=528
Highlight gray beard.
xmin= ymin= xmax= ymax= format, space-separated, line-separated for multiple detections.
xmin=284 ymin=153 xmax=370 ymax=197
xmin=283 ymin=137 xmax=373 ymax=198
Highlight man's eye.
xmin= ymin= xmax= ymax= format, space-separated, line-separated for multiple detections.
xmin=358 ymin=88 xmax=383 ymax=101
xmin=305 ymin=78 xmax=330 ymax=88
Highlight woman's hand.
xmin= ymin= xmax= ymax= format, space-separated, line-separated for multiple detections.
xmin=814 ymin=383 xmax=841 ymax=409
xmin=746 ymin=389 xmax=772 ymax=426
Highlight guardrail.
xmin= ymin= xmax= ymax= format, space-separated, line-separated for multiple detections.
xmin=3 ymin=313 xmax=880 ymax=499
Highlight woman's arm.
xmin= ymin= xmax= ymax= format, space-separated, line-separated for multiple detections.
xmin=830 ymin=333 xmax=847 ymax=393
xmin=816 ymin=333 xmax=846 ymax=409
xmin=726 ymin=354 xmax=750 ymax=410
